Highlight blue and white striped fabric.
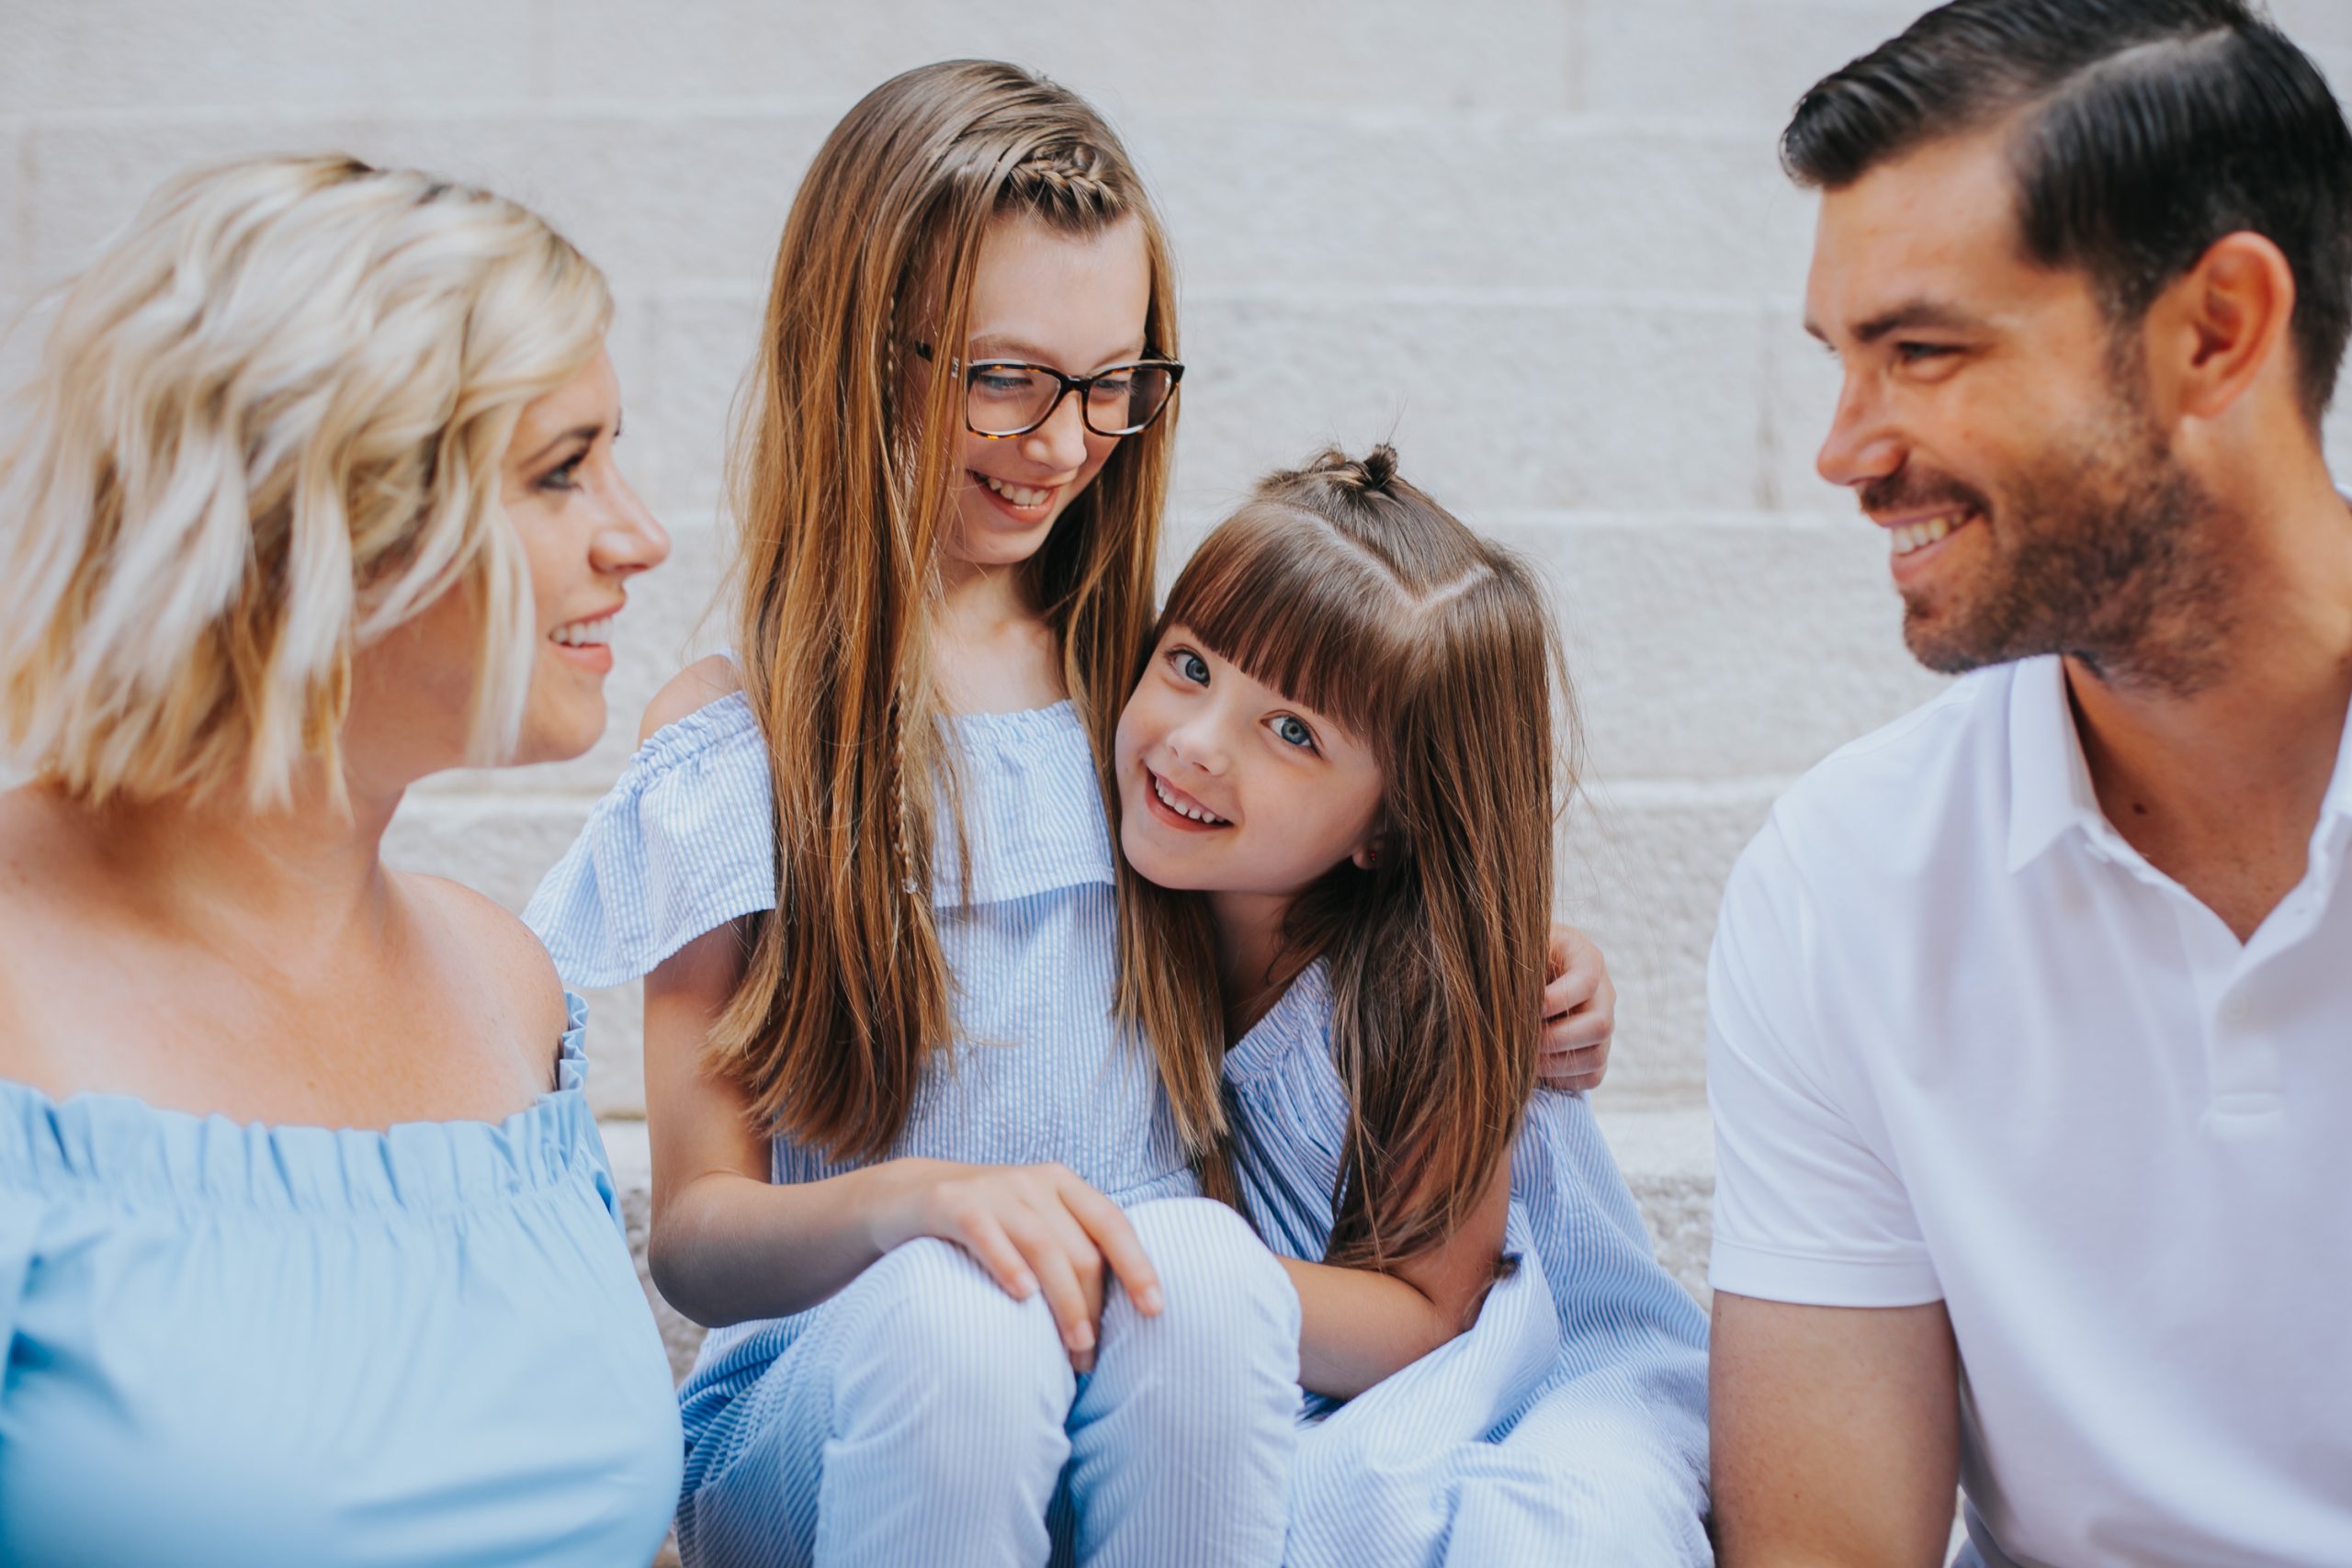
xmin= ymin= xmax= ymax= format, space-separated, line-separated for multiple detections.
xmin=523 ymin=689 xmax=1299 ymax=1568
xmin=1225 ymin=964 xmax=1715 ymax=1567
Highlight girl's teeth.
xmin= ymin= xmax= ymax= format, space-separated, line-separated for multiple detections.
xmin=980 ymin=474 xmax=1053 ymax=508
xmin=1152 ymin=773 xmax=1227 ymax=826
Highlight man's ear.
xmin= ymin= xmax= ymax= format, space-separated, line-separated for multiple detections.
xmin=2146 ymin=231 xmax=2299 ymax=423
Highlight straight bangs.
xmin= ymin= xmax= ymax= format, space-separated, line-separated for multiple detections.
xmin=1158 ymin=501 xmax=1413 ymax=749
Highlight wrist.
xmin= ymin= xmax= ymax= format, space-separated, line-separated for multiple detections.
xmin=860 ymin=1157 xmax=952 ymax=1255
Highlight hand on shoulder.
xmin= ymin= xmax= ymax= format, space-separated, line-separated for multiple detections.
xmin=640 ymin=655 xmax=743 ymax=745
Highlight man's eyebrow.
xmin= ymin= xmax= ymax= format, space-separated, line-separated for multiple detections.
xmin=1849 ymin=300 xmax=1988 ymax=344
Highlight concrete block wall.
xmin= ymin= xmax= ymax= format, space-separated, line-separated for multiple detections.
xmin=6 ymin=2 xmax=2350 ymax=1325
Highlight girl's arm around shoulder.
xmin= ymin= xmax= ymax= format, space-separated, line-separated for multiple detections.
xmin=1283 ymin=1150 xmax=1515 ymax=1400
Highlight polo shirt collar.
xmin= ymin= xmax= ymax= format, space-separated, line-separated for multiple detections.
xmin=2004 ymin=480 xmax=2352 ymax=872
xmin=2006 ymin=654 xmax=2100 ymax=874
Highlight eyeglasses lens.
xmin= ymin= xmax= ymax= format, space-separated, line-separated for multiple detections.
xmin=966 ymin=365 xmax=1175 ymax=437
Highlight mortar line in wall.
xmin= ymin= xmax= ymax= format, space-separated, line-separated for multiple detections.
xmin=1465 ymin=507 xmax=1856 ymax=532
xmin=1581 ymin=776 xmax=1795 ymax=808
xmin=10 ymin=97 xmax=1796 ymax=141
xmin=637 ymin=280 xmax=1792 ymax=314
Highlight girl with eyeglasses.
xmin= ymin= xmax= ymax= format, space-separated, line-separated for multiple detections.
xmin=526 ymin=62 xmax=1296 ymax=1567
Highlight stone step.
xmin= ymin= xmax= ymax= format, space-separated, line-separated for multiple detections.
xmin=600 ymin=1100 xmax=1719 ymax=1388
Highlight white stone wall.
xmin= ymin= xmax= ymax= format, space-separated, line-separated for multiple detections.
xmin=6 ymin=3 xmax=2349 ymax=1306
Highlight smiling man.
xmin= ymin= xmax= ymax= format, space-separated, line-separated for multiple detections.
xmin=1701 ymin=3 xmax=2352 ymax=1565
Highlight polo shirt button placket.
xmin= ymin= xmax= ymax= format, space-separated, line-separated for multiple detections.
xmin=2202 ymin=990 xmax=2285 ymax=1137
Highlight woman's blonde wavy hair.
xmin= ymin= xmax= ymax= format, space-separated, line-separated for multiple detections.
xmin=716 ymin=61 xmax=1201 ymax=1162
xmin=0 ymin=152 xmax=612 ymax=808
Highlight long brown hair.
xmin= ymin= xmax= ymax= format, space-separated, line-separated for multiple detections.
xmin=716 ymin=61 xmax=1205 ymax=1159
xmin=1116 ymin=446 xmax=1574 ymax=1268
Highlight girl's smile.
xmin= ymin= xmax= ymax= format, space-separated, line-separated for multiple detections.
xmin=1114 ymin=626 xmax=1383 ymax=903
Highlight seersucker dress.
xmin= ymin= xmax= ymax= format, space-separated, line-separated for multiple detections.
xmin=0 ymin=994 xmax=685 ymax=1567
xmin=524 ymin=691 xmax=1301 ymax=1568
xmin=1225 ymin=964 xmax=1714 ymax=1568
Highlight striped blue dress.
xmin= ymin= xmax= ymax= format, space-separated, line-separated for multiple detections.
xmin=1225 ymin=964 xmax=1713 ymax=1567
xmin=0 ymin=994 xmax=684 ymax=1567
xmin=525 ymin=690 xmax=1300 ymax=1568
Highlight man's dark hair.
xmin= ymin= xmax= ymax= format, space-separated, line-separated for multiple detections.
xmin=1783 ymin=0 xmax=2352 ymax=424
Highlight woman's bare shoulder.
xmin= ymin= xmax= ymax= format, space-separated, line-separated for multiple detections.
xmin=396 ymin=872 xmax=571 ymax=1080
xmin=639 ymin=655 xmax=743 ymax=745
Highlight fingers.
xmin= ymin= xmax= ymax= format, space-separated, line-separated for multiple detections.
xmin=954 ymin=1206 xmax=1041 ymax=1303
xmin=1539 ymin=1039 xmax=1609 ymax=1093
xmin=1544 ymin=920 xmax=1600 ymax=991
xmin=1057 ymin=1176 xmax=1164 ymax=1319
xmin=1544 ymin=1004 xmax=1613 ymax=1054
xmin=1002 ymin=1207 xmax=1101 ymax=1372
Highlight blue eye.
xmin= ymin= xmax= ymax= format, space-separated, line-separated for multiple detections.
xmin=1272 ymin=715 xmax=1315 ymax=750
xmin=1172 ymin=650 xmax=1209 ymax=685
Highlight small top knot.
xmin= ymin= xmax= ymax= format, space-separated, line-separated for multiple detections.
xmin=1291 ymin=443 xmax=1402 ymax=495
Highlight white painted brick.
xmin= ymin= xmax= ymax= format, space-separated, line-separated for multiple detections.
xmin=2272 ymin=0 xmax=2352 ymax=52
xmin=18 ymin=113 xmax=813 ymax=298
xmin=1557 ymin=782 xmax=1781 ymax=1103
xmin=1172 ymin=295 xmax=1770 ymax=516
xmin=531 ymin=0 xmax=1574 ymax=114
xmin=1581 ymin=0 xmax=2349 ymax=126
xmin=1133 ymin=116 xmax=1814 ymax=298
xmin=1577 ymin=0 xmax=1931 ymax=124
xmin=0 ymin=0 xmax=536 ymax=115
xmin=631 ymin=289 xmax=764 ymax=513
xmin=0 ymin=127 xmax=24 ymax=299
xmin=1493 ymin=514 xmax=1947 ymax=782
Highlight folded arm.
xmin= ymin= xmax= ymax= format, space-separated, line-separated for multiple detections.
xmin=1284 ymin=1151 xmax=1513 ymax=1399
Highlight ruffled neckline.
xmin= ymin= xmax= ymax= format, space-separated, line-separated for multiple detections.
xmin=1222 ymin=962 xmax=1335 ymax=1086
xmin=0 ymin=993 xmax=600 ymax=1215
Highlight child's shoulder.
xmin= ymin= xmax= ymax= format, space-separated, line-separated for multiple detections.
xmin=639 ymin=655 xmax=744 ymax=745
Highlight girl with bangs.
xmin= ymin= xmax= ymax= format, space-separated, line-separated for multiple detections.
xmin=1114 ymin=447 xmax=1713 ymax=1566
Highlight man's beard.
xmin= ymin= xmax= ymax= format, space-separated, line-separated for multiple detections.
xmin=1874 ymin=367 xmax=2236 ymax=698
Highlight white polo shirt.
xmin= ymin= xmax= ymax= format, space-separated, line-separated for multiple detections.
xmin=1707 ymin=653 xmax=2352 ymax=1568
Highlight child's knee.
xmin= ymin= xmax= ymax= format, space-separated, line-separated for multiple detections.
xmin=833 ymin=1237 xmax=1075 ymax=1427
xmin=1118 ymin=1197 xmax=1299 ymax=1365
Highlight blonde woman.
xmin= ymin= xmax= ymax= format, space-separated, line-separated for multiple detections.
xmin=0 ymin=155 xmax=681 ymax=1565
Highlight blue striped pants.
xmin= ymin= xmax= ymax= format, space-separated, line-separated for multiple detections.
xmin=676 ymin=1197 xmax=1301 ymax=1568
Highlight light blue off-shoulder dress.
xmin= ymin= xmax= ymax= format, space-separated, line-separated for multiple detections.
xmin=1226 ymin=964 xmax=1714 ymax=1568
xmin=0 ymin=993 xmax=684 ymax=1567
xmin=524 ymin=690 xmax=1300 ymax=1568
